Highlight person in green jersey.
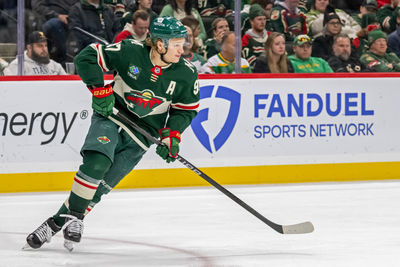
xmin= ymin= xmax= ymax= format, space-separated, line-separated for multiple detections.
xmin=360 ymin=29 xmax=400 ymax=71
xmin=377 ymin=0 xmax=400 ymax=33
xmin=288 ymin=34 xmax=333 ymax=73
xmin=25 ymin=16 xmax=200 ymax=251
xmin=201 ymin=31 xmax=252 ymax=73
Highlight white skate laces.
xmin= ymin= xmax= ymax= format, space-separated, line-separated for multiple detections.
xmin=60 ymin=214 xmax=84 ymax=252
xmin=33 ymin=222 xmax=54 ymax=244
xmin=23 ymin=218 xmax=60 ymax=250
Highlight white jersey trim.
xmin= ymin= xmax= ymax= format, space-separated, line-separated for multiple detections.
xmin=108 ymin=116 xmax=149 ymax=151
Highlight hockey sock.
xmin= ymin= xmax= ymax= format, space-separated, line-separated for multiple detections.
xmin=53 ymin=201 xmax=69 ymax=227
xmin=67 ymin=151 xmax=112 ymax=214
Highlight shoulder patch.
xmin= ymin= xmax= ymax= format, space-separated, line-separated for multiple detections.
xmin=271 ymin=10 xmax=280 ymax=20
xmin=366 ymin=56 xmax=375 ymax=61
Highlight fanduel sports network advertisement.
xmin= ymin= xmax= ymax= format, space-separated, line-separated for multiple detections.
xmin=0 ymin=76 xmax=399 ymax=173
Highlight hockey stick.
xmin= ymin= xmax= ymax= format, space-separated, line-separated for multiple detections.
xmin=112 ymin=108 xmax=314 ymax=234
xmin=73 ymin=27 xmax=110 ymax=45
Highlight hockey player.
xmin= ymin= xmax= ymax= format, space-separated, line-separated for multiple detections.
xmin=24 ymin=16 xmax=200 ymax=251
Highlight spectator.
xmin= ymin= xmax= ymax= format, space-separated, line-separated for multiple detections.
xmin=181 ymin=16 xmax=201 ymax=52
xmin=3 ymin=31 xmax=66 ymax=75
xmin=32 ymin=0 xmax=79 ymax=65
xmin=388 ymin=23 xmax=400 ymax=57
xmin=114 ymin=9 xmax=150 ymax=42
xmin=201 ymin=31 xmax=251 ymax=73
xmin=241 ymin=0 xmax=273 ymax=35
xmin=288 ymin=34 xmax=334 ymax=72
xmin=312 ymin=8 xmax=343 ymax=60
xmin=151 ymin=0 xmax=167 ymax=14
xmin=328 ymin=34 xmax=364 ymax=72
xmin=159 ymin=0 xmax=207 ymax=41
xmin=253 ymin=32 xmax=294 ymax=73
xmin=242 ymin=4 xmax=270 ymax=67
xmin=203 ymin=17 xmax=229 ymax=59
xmin=197 ymin=0 xmax=233 ymax=17
xmin=268 ymin=0 xmax=308 ymax=44
xmin=104 ymin=0 xmax=126 ymax=19
xmin=0 ymin=57 xmax=9 ymax=76
xmin=377 ymin=0 xmax=391 ymax=8
xmin=67 ymin=0 xmax=121 ymax=57
xmin=298 ymin=0 xmax=309 ymax=12
xmin=182 ymin=26 xmax=205 ymax=72
xmin=352 ymin=0 xmax=378 ymax=27
xmin=330 ymin=0 xmax=362 ymax=13
xmin=377 ymin=0 xmax=400 ymax=33
xmin=306 ymin=1 xmax=360 ymax=38
xmin=120 ymin=0 xmax=158 ymax=27
xmin=337 ymin=0 xmax=364 ymax=13
xmin=360 ymin=29 xmax=400 ymax=71
xmin=353 ymin=13 xmax=380 ymax=56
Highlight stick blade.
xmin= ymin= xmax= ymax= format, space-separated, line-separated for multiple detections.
xmin=282 ymin=221 xmax=314 ymax=234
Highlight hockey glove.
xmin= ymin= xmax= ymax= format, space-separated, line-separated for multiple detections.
xmin=89 ymin=84 xmax=115 ymax=117
xmin=156 ymin=128 xmax=181 ymax=163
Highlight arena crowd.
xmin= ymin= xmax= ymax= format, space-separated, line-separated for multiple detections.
xmin=1 ymin=0 xmax=400 ymax=75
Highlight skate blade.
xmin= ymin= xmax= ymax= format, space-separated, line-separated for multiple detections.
xmin=22 ymin=243 xmax=34 ymax=250
xmin=63 ymin=240 xmax=75 ymax=252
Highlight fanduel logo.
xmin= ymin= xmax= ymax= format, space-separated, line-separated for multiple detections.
xmin=191 ymin=85 xmax=240 ymax=153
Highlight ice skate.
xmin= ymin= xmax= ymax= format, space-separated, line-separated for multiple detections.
xmin=23 ymin=217 xmax=61 ymax=250
xmin=61 ymin=211 xmax=84 ymax=252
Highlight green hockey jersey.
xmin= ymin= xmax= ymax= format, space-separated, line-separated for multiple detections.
xmin=74 ymin=39 xmax=200 ymax=149
xmin=360 ymin=50 xmax=400 ymax=72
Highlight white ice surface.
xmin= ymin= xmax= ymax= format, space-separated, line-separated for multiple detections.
xmin=0 ymin=181 xmax=399 ymax=267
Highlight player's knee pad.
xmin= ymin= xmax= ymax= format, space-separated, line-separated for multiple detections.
xmin=79 ymin=150 xmax=112 ymax=180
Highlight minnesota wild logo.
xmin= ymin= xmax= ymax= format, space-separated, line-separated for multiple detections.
xmin=128 ymin=65 xmax=140 ymax=79
xmin=97 ymin=136 xmax=110 ymax=144
xmin=124 ymin=89 xmax=164 ymax=117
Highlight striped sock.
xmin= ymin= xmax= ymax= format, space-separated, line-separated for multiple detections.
xmin=68 ymin=170 xmax=101 ymax=214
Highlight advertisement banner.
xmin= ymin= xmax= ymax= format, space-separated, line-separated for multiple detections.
xmin=1 ymin=76 xmax=399 ymax=175
xmin=181 ymin=77 xmax=400 ymax=168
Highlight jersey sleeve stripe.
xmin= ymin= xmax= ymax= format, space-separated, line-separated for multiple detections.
xmin=90 ymin=43 xmax=109 ymax=72
xmin=171 ymin=102 xmax=200 ymax=110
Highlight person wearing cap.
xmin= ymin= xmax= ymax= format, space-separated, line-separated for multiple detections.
xmin=288 ymin=34 xmax=334 ymax=73
xmin=306 ymin=1 xmax=360 ymax=38
xmin=267 ymin=0 xmax=308 ymax=43
xmin=377 ymin=0 xmax=400 ymax=33
xmin=202 ymin=17 xmax=230 ymax=60
xmin=353 ymin=0 xmax=378 ymax=27
xmin=3 ymin=31 xmax=66 ymax=75
xmin=360 ymin=29 xmax=400 ymax=71
xmin=311 ymin=7 xmax=343 ymax=60
xmin=24 ymin=17 xmax=200 ymax=251
xmin=327 ymin=33 xmax=364 ymax=72
xmin=241 ymin=0 xmax=274 ymax=35
xmin=242 ymin=4 xmax=270 ymax=68
xmin=202 ymin=31 xmax=252 ymax=73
